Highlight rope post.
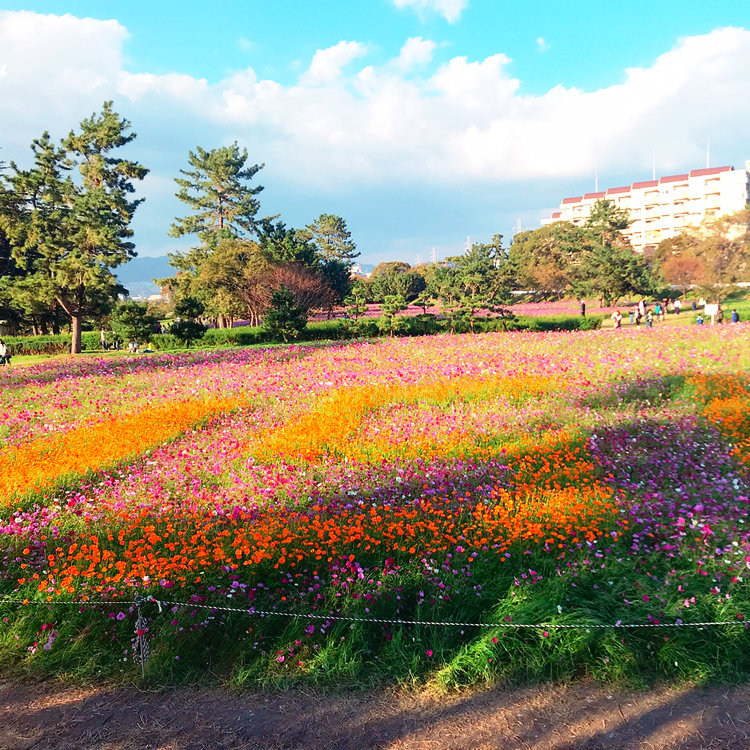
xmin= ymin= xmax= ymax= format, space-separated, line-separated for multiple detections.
xmin=133 ymin=595 xmax=150 ymax=678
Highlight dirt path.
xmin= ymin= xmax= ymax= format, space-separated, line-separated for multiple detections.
xmin=2 ymin=679 xmax=750 ymax=749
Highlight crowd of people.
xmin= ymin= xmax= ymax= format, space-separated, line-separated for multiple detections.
xmin=606 ymin=298 xmax=741 ymax=329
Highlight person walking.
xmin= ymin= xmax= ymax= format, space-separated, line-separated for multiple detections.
xmin=716 ymin=306 xmax=724 ymax=325
xmin=579 ymin=299 xmax=586 ymax=317
xmin=0 ymin=339 xmax=8 ymax=366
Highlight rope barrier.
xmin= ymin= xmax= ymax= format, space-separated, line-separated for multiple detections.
xmin=2 ymin=593 xmax=746 ymax=671
xmin=1 ymin=594 xmax=745 ymax=630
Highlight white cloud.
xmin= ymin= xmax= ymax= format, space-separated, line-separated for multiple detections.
xmin=302 ymin=41 xmax=368 ymax=83
xmin=0 ymin=11 xmax=127 ymax=147
xmin=395 ymin=37 xmax=437 ymax=70
xmin=392 ymin=0 xmax=468 ymax=23
xmin=2 ymin=12 xmax=750 ymax=198
xmin=536 ymin=37 xmax=550 ymax=52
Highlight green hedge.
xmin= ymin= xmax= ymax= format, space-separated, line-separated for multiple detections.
xmin=4 ymin=331 xmax=102 ymax=356
xmin=6 ymin=313 xmax=602 ymax=357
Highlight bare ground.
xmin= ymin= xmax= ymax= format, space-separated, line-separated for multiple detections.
xmin=3 ymin=679 xmax=750 ymax=750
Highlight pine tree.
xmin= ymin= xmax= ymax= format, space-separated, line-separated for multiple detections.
xmin=298 ymin=213 xmax=359 ymax=264
xmin=170 ymin=143 xmax=266 ymax=246
xmin=262 ymin=286 xmax=307 ymax=342
xmin=0 ymin=103 xmax=148 ymax=353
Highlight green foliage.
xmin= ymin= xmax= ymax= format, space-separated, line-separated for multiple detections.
xmin=262 ymin=286 xmax=308 ymax=342
xmin=320 ymin=259 xmax=353 ymax=306
xmin=260 ymin=221 xmax=318 ymax=266
xmin=576 ymin=243 xmax=659 ymax=306
xmin=378 ymin=294 xmax=408 ymax=336
xmin=576 ymin=199 xmax=657 ymax=305
xmin=170 ymin=296 xmax=206 ymax=347
xmin=654 ymin=210 xmax=750 ymax=303
xmin=169 ymin=319 xmax=207 ymax=348
xmin=343 ymin=283 xmax=368 ymax=324
xmin=0 ymin=101 xmax=148 ymax=353
xmin=169 ymin=143 xmax=266 ymax=244
xmin=509 ymin=222 xmax=590 ymax=298
xmin=371 ymin=270 xmax=426 ymax=302
xmin=110 ymin=300 xmax=158 ymax=344
xmin=297 ymin=213 xmax=359 ymax=264
xmin=438 ymin=237 xmax=513 ymax=331
xmin=174 ymin=296 xmax=205 ymax=320
xmin=3 ymin=331 xmax=101 ymax=356
xmin=370 ymin=261 xmax=411 ymax=278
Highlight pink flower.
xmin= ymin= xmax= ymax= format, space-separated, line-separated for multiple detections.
xmin=426 ymin=649 xmax=433 ymax=657
xmin=542 ymin=631 xmax=549 ymax=638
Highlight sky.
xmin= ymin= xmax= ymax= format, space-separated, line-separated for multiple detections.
xmin=1 ymin=1 xmax=750 ymax=265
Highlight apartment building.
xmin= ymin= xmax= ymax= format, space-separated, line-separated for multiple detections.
xmin=542 ymin=162 xmax=750 ymax=253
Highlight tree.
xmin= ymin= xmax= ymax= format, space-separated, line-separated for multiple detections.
xmin=575 ymin=243 xmax=658 ymax=306
xmin=570 ymin=198 xmax=658 ymax=305
xmin=689 ymin=210 xmax=750 ymax=301
xmin=585 ymin=198 xmax=630 ymax=243
xmin=343 ymin=281 xmax=369 ymax=324
xmin=0 ymin=103 xmax=148 ymax=353
xmin=320 ymin=258 xmax=353 ymax=310
xmin=371 ymin=269 xmax=425 ymax=302
xmin=110 ymin=299 xmax=158 ymax=344
xmin=378 ymin=294 xmax=408 ymax=336
xmin=658 ymin=253 xmax=706 ymax=297
xmin=509 ymin=222 xmax=590 ymax=298
xmin=170 ymin=143 xmax=266 ymax=245
xmin=170 ymin=296 xmax=207 ymax=347
xmin=370 ymin=261 xmax=411 ymax=278
xmin=298 ymin=213 xmax=359 ymax=264
xmin=262 ymin=285 xmax=307 ymax=342
xmin=653 ymin=209 xmax=750 ymax=302
xmin=441 ymin=237 xmax=513 ymax=331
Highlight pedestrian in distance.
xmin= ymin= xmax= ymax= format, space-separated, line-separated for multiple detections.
xmin=716 ymin=307 xmax=724 ymax=325
xmin=610 ymin=310 xmax=622 ymax=329
xmin=0 ymin=339 xmax=9 ymax=366
xmin=646 ymin=310 xmax=654 ymax=328
xmin=731 ymin=309 xmax=740 ymax=323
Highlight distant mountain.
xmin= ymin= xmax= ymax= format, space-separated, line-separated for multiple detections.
xmin=117 ymin=255 xmax=174 ymax=297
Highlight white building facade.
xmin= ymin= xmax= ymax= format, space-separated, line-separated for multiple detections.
xmin=542 ymin=162 xmax=750 ymax=253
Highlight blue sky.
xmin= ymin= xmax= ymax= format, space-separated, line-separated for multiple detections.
xmin=2 ymin=2 xmax=750 ymax=265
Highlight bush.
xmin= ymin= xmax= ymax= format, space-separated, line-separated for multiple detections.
xmin=4 ymin=332 xmax=100 ymax=356
xmin=170 ymin=319 xmax=207 ymax=348
xmin=262 ymin=287 xmax=308 ymax=343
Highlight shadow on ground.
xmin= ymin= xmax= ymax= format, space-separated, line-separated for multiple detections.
xmin=2 ymin=679 xmax=750 ymax=749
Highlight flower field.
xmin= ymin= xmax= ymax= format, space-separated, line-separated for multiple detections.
xmin=1 ymin=326 xmax=750 ymax=687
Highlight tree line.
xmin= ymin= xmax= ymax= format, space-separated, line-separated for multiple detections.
xmin=2 ymin=102 xmax=748 ymax=353
xmin=0 ymin=103 xmax=360 ymax=352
